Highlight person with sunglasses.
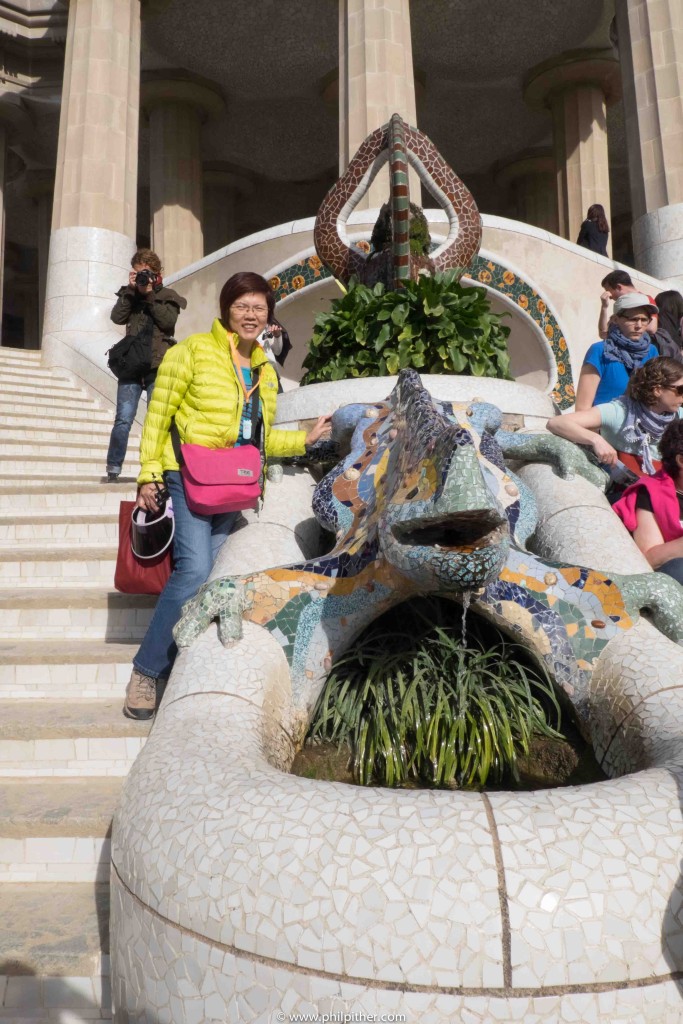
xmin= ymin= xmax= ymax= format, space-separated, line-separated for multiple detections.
xmin=576 ymin=292 xmax=659 ymax=410
xmin=546 ymin=357 xmax=683 ymax=498
xmin=613 ymin=418 xmax=683 ymax=587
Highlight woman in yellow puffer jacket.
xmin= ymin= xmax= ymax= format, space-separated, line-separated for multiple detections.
xmin=123 ymin=272 xmax=331 ymax=720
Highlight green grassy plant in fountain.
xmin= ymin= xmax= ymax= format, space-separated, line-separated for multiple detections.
xmin=308 ymin=599 xmax=562 ymax=789
xmin=301 ymin=269 xmax=512 ymax=384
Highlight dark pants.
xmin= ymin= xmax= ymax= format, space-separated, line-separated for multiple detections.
xmin=658 ymin=559 xmax=683 ymax=586
xmin=106 ymin=371 xmax=156 ymax=474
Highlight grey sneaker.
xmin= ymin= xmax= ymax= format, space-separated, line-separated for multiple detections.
xmin=123 ymin=669 xmax=158 ymax=720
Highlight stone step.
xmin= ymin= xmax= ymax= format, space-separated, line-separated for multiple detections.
xmin=0 ymin=482 xmax=136 ymax=507
xmin=1 ymin=426 xmax=138 ymax=446
xmin=0 ymin=439 xmax=119 ymax=460
xmin=0 ymin=365 xmax=75 ymax=385
xmin=0 ymin=977 xmax=111 ymax=1022
xmin=0 ymin=383 xmax=99 ymax=402
xmin=0 ymin=456 xmax=140 ymax=478
xmin=0 ymin=883 xmax=109 ymax=978
xmin=0 ymin=544 xmax=117 ymax=588
xmin=0 ymin=347 xmax=41 ymax=363
xmin=0 ymin=640 xmax=136 ymax=699
xmin=0 ymin=777 xmax=122 ymax=882
xmin=0 ymin=589 xmax=155 ymax=641
xmin=0 ymin=700 xmax=151 ymax=776
xmin=0 ymin=511 xmax=120 ymax=543
xmin=0 ymin=405 xmax=114 ymax=425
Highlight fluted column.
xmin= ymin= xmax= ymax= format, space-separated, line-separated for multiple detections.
xmin=42 ymin=0 xmax=141 ymax=396
xmin=0 ymin=126 xmax=6 ymax=340
xmin=524 ymin=50 xmax=620 ymax=250
xmin=26 ymin=170 xmax=54 ymax=346
xmin=616 ymin=0 xmax=683 ymax=288
xmin=52 ymin=0 xmax=140 ymax=235
xmin=0 ymin=95 xmax=33 ymax=345
xmin=339 ymin=0 xmax=419 ymax=208
xmin=202 ymin=163 xmax=254 ymax=256
xmin=494 ymin=150 xmax=559 ymax=234
xmin=143 ymin=73 xmax=224 ymax=274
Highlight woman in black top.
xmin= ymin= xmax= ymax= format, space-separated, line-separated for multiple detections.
xmin=577 ymin=204 xmax=609 ymax=257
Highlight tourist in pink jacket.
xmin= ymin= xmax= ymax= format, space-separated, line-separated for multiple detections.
xmin=613 ymin=418 xmax=683 ymax=586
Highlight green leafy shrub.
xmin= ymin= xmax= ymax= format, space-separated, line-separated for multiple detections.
xmin=308 ymin=599 xmax=562 ymax=789
xmin=301 ymin=269 xmax=512 ymax=384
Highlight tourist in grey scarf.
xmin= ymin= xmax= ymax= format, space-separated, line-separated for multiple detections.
xmin=619 ymin=395 xmax=678 ymax=475
xmin=602 ymin=319 xmax=652 ymax=372
xmin=546 ymin=357 xmax=683 ymax=490
xmin=575 ymin=292 xmax=659 ymax=410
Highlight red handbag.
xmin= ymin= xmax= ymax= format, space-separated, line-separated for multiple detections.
xmin=617 ymin=450 xmax=663 ymax=478
xmin=114 ymin=500 xmax=172 ymax=595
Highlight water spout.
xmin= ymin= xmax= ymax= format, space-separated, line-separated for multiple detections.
xmin=461 ymin=590 xmax=471 ymax=637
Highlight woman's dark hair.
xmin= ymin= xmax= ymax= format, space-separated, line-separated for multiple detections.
xmin=659 ymin=419 xmax=683 ymax=479
xmin=654 ymin=290 xmax=683 ymax=346
xmin=587 ymin=204 xmax=609 ymax=234
xmin=219 ymin=272 xmax=275 ymax=324
xmin=627 ymin=356 xmax=683 ymax=406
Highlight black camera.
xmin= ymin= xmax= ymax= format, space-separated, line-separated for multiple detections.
xmin=135 ymin=269 xmax=156 ymax=288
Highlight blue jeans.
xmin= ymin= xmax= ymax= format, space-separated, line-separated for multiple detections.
xmin=133 ymin=471 xmax=239 ymax=680
xmin=659 ymin=559 xmax=683 ymax=586
xmin=106 ymin=373 xmax=156 ymax=474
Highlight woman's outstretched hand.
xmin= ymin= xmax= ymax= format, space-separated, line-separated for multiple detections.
xmin=304 ymin=414 xmax=333 ymax=447
xmin=137 ymin=482 xmax=162 ymax=513
xmin=591 ymin=436 xmax=618 ymax=466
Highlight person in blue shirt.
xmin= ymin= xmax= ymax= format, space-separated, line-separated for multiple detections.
xmin=575 ymin=292 xmax=659 ymax=410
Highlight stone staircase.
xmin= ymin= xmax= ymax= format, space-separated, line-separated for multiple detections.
xmin=0 ymin=347 xmax=153 ymax=1022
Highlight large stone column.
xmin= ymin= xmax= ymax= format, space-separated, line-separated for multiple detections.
xmin=25 ymin=170 xmax=54 ymax=346
xmin=494 ymin=149 xmax=559 ymax=234
xmin=202 ymin=163 xmax=254 ymax=256
xmin=143 ymin=73 xmax=224 ymax=274
xmin=616 ymin=0 xmax=683 ymax=288
xmin=0 ymin=125 xmax=6 ymax=341
xmin=339 ymin=0 xmax=419 ymax=208
xmin=0 ymin=94 xmax=33 ymax=345
xmin=42 ymin=0 xmax=141 ymax=398
xmin=524 ymin=50 xmax=620 ymax=250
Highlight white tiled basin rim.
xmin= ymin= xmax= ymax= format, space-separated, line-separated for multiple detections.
xmin=111 ymin=378 xmax=683 ymax=1023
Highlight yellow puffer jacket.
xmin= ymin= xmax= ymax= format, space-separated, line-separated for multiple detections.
xmin=137 ymin=318 xmax=307 ymax=484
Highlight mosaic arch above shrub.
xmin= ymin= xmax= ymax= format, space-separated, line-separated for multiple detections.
xmin=269 ymin=249 xmax=574 ymax=409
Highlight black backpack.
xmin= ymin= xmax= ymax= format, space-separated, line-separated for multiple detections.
xmin=107 ymin=318 xmax=153 ymax=381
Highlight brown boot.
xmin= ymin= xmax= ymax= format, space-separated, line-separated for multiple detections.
xmin=123 ymin=669 xmax=158 ymax=721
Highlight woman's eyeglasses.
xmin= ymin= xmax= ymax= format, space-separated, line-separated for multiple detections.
xmin=664 ymin=384 xmax=683 ymax=396
xmin=232 ymin=303 xmax=268 ymax=316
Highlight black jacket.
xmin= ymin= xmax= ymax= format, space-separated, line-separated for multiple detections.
xmin=576 ymin=220 xmax=608 ymax=256
xmin=110 ymin=284 xmax=187 ymax=371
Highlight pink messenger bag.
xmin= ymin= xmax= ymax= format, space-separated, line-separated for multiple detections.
xmin=169 ymin=380 xmax=263 ymax=515
xmin=177 ymin=442 xmax=261 ymax=514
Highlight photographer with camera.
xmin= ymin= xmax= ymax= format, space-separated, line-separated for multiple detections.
xmin=105 ymin=249 xmax=187 ymax=481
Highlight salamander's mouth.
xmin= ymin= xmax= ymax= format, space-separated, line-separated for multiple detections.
xmin=391 ymin=510 xmax=506 ymax=550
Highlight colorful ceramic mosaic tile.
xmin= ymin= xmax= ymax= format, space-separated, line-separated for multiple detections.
xmin=175 ymin=370 xmax=683 ymax=727
xmin=270 ymin=251 xmax=574 ymax=408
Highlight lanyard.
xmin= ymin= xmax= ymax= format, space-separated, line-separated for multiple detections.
xmin=230 ymin=338 xmax=260 ymax=402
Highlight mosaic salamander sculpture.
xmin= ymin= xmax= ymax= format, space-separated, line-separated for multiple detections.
xmin=174 ymin=370 xmax=683 ymax=740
